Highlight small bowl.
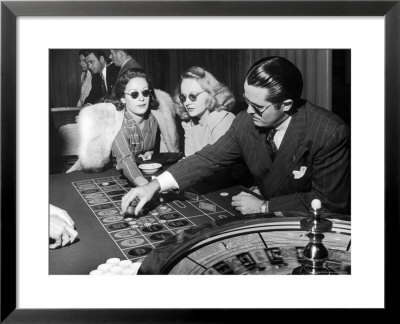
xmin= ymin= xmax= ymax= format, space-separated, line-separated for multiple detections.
xmin=138 ymin=163 xmax=162 ymax=175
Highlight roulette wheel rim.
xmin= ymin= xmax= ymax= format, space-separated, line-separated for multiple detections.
xmin=138 ymin=212 xmax=351 ymax=275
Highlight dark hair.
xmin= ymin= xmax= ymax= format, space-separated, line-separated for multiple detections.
xmin=78 ymin=49 xmax=88 ymax=57
xmin=119 ymin=49 xmax=133 ymax=57
xmin=106 ymin=68 xmax=159 ymax=111
xmin=83 ymin=49 xmax=106 ymax=61
xmin=246 ymin=56 xmax=303 ymax=106
xmin=173 ymin=66 xmax=235 ymax=121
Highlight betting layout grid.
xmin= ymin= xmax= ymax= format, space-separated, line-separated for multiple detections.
xmin=72 ymin=175 xmax=237 ymax=262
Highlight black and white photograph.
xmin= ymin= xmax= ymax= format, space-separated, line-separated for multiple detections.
xmin=49 ymin=49 xmax=352 ymax=276
xmin=2 ymin=0 xmax=398 ymax=320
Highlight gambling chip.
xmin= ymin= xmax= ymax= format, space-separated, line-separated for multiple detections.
xmin=90 ymin=258 xmax=142 ymax=275
xmin=106 ymin=258 xmax=120 ymax=265
xmin=97 ymin=263 xmax=113 ymax=272
xmin=121 ymin=267 xmax=137 ymax=275
xmin=220 ymin=192 xmax=229 ymax=197
xmin=118 ymin=260 xmax=133 ymax=267
xmin=150 ymin=211 xmax=159 ymax=216
xmin=109 ymin=266 xmax=124 ymax=274
xmin=101 ymin=182 xmax=110 ymax=186
xmin=159 ymin=205 xmax=168 ymax=211
xmin=127 ymin=206 xmax=135 ymax=214
xmin=124 ymin=217 xmax=134 ymax=222
xmin=121 ymin=262 xmax=142 ymax=275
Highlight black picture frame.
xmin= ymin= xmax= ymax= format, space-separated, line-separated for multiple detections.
xmin=1 ymin=0 xmax=398 ymax=322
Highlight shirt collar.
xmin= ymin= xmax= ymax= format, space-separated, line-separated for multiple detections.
xmin=276 ymin=115 xmax=292 ymax=132
xmin=121 ymin=58 xmax=131 ymax=68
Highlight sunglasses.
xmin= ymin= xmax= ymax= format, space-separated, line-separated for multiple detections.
xmin=124 ymin=89 xmax=151 ymax=99
xmin=243 ymin=93 xmax=275 ymax=116
xmin=179 ymin=90 xmax=207 ymax=103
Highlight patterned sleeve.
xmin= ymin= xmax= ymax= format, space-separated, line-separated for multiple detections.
xmin=111 ymin=128 xmax=142 ymax=183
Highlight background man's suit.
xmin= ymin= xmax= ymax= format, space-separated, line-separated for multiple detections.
xmin=117 ymin=58 xmax=143 ymax=80
xmin=84 ymin=63 xmax=120 ymax=105
xmin=167 ymin=101 xmax=350 ymax=214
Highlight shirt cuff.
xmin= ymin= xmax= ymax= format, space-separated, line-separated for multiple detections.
xmin=156 ymin=171 xmax=180 ymax=192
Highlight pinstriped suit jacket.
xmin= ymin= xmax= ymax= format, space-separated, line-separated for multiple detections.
xmin=167 ymin=101 xmax=350 ymax=214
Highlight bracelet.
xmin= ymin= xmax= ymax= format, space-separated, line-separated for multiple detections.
xmin=261 ymin=200 xmax=269 ymax=214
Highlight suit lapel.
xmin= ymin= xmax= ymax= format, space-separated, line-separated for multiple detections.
xmin=264 ymin=107 xmax=308 ymax=197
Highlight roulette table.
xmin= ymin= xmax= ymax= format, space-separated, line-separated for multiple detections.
xmin=49 ymin=167 xmax=247 ymax=274
xmin=49 ymin=157 xmax=350 ymax=275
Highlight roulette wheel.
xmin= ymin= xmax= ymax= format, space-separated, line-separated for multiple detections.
xmin=138 ymin=200 xmax=351 ymax=275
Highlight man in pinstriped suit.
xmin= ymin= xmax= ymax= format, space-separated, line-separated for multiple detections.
xmin=121 ymin=56 xmax=350 ymax=215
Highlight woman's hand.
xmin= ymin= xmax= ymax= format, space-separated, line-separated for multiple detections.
xmin=231 ymin=191 xmax=263 ymax=214
xmin=139 ymin=151 xmax=153 ymax=161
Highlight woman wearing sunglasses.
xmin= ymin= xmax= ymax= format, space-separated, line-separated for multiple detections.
xmin=173 ymin=66 xmax=236 ymax=157
xmin=67 ymin=69 xmax=179 ymax=186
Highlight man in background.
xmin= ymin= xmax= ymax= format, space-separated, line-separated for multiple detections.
xmin=84 ymin=49 xmax=120 ymax=105
xmin=109 ymin=49 xmax=143 ymax=80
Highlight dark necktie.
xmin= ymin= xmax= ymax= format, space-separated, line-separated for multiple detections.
xmin=100 ymin=74 xmax=107 ymax=96
xmin=266 ymin=128 xmax=278 ymax=160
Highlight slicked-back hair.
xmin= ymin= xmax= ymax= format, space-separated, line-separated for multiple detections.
xmin=84 ymin=49 xmax=107 ymax=61
xmin=106 ymin=68 xmax=159 ymax=112
xmin=119 ymin=49 xmax=133 ymax=57
xmin=173 ymin=66 xmax=235 ymax=121
xmin=246 ymin=56 xmax=303 ymax=107
xmin=78 ymin=49 xmax=89 ymax=57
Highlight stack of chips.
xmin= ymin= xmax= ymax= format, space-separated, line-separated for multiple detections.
xmin=89 ymin=258 xmax=142 ymax=275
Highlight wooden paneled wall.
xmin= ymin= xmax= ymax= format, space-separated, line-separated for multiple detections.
xmin=50 ymin=49 xmax=336 ymax=113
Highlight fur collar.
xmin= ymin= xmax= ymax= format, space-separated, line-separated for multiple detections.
xmin=67 ymin=89 xmax=179 ymax=173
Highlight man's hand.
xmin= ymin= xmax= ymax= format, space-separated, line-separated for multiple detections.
xmin=231 ymin=191 xmax=263 ymax=214
xmin=121 ymin=180 xmax=161 ymax=215
xmin=49 ymin=204 xmax=78 ymax=249
xmin=133 ymin=176 xmax=149 ymax=187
